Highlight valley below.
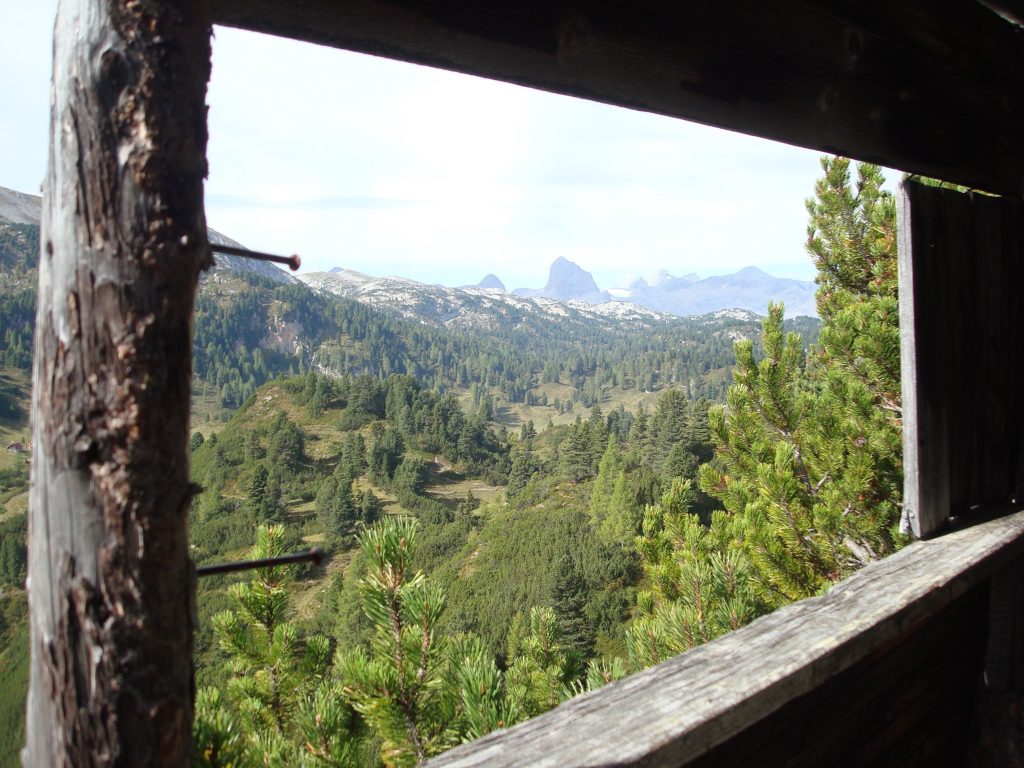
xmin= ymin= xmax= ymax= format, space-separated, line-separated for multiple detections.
xmin=0 ymin=161 xmax=903 ymax=768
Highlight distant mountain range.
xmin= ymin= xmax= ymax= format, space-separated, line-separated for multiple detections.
xmin=302 ymin=267 xmax=677 ymax=333
xmin=1 ymin=183 xmax=821 ymax=419
xmin=499 ymin=255 xmax=816 ymax=318
xmin=0 ymin=186 xmax=294 ymax=285
xmin=1 ymin=184 xmax=816 ymax=320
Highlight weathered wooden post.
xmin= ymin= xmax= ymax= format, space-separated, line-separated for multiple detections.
xmin=24 ymin=0 xmax=210 ymax=764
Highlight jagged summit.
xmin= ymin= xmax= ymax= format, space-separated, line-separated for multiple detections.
xmin=544 ymin=256 xmax=601 ymax=299
xmin=513 ymin=257 xmax=609 ymax=304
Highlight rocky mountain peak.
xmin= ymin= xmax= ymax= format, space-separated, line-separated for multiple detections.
xmin=476 ymin=274 xmax=506 ymax=291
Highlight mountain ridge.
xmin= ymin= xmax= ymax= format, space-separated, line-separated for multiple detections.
xmin=0 ymin=185 xmax=294 ymax=285
xmin=504 ymin=258 xmax=816 ymax=318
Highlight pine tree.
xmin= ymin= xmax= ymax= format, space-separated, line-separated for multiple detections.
xmin=628 ymin=480 xmax=760 ymax=668
xmin=336 ymin=518 xmax=518 ymax=766
xmin=504 ymin=607 xmax=576 ymax=718
xmin=695 ymin=158 xmax=903 ymax=605
xmin=625 ymin=157 xmax=905 ymax=672
xmin=202 ymin=525 xmax=336 ymax=764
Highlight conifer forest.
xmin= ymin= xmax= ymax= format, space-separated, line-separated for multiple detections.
xmin=0 ymin=159 xmax=904 ymax=766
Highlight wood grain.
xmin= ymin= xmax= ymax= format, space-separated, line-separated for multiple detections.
xmin=24 ymin=0 xmax=211 ymax=764
xmin=427 ymin=509 xmax=1024 ymax=767
xmin=898 ymin=181 xmax=1024 ymax=538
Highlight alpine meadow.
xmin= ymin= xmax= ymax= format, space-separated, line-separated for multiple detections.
xmin=0 ymin=158 xmax=904 ymax=766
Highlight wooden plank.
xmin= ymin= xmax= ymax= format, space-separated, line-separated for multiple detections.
xmin=898 ymin=181 xmax=1024 ymax=538
xmin=687 ymin=585 xmax=987 ymax=767
xmin=426 ymin=509 xmax=1024 ymax=767
xmin=23 ymin=0 xmax=211 ymax=764
xmin=211 ymin=0 xmax=1024 ymax=196
xmin=897 ymin=184 xmax=949 ymax=539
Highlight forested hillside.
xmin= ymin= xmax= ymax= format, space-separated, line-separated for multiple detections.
xmin=182 ymin=368 xmax=718 ymax=764
xmin=0 ymin=159 xmax=902 ymax=767
xmin=1 ymin=199 xmax=818 ymax=420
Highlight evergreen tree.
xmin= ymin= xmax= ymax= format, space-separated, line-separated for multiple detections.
xmin=627 ymin=480 xmax=760 ymax=668
xmin=504 ymin=607 xmax=576 ymax=719
xmin=599 ymin=470 xmax=641 ymax=548
xmin=360 ymin=488 xmax=383 ymax=525
xmin=560 ymin=417 xmax=594 ymax=483
xmin=336 ymin=518 xmax=518 ymax=766
xmin=202 ymin=526 xmax=335 ymax=763
xmin=316 ymin=471 xmax=358 ymax=536
xmin=248 ymin=464 xmax=269 ymax=518
xmin=625 ymin=157 xmax=904 ymax=672
xmin=588 ymin=436 xmax=623 ymax=532
xmin=507 ymin=440 xmax=538 ymax=501
xmin=550 ymin=555 xmax=594 ymax=665
xmin=694 ymin=161 xmax=902 ymax=605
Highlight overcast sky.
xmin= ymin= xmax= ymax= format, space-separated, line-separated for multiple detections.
xmin=0 ymin=3 xmax=882 ymax=290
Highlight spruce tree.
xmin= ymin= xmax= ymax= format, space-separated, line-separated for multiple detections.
xmin=588 ymin=436 xmax=623 ymax=532
xmin=599 ymin=469 xmax=641 ymax=548
xmin=550 ymin=555 xmax=594 ymax=665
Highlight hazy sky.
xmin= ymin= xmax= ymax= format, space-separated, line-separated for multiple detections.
xmin=0 ymin=3 xmax=877 ymax=290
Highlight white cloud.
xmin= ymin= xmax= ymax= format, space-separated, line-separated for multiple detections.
xmin=3 ymin=11 xmax=870 ymax=290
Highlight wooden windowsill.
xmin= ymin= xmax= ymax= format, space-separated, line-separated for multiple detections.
xmin=427 ymin=508 xmax=1024 ymax=767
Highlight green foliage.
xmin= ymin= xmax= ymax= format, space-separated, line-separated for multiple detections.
xmin=0 ymin=592 xmax=28 ymax=768
xmin=624 ymin=158 xmax=905 ymax=676
xmin=550 ymin=556 xmax=593 ymax=665
xmin=0 ymin=515 xmax=27 ymax=587
xmin=205 ymin=526 xmax=335 ymax=763
xmin=696 ymin=162 xmax=903 ymax=604
xmin=193 ymin=688 xmax=247 ymax=768
xmin=504 ymin=607 xmax=576 ymax=718
xmin=337 ymin=518 xmax=515 ymax=767
xmin=316 ymin=471 xmax=358 ymax=539
xmin=628 ymin=480 xmax=761 ymax=667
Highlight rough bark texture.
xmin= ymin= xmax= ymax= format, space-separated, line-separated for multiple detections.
xmin=24 ymin=0 xmax=211 ymax=765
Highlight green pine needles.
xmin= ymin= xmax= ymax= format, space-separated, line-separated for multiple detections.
xmin=196 ymin=519 xmax=589 ymax=767
xmin=628 ymin=157 xmax=905 ymax=666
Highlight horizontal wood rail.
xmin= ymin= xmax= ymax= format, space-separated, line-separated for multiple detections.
xmin=428 ymin=508 xmax=1024 ymax=767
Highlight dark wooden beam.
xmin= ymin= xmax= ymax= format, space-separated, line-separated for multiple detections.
xmin=898 ymin=181 xmax=1024 ymax=538
xmin=212 ymin=0 xmax=1024 ymax=197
